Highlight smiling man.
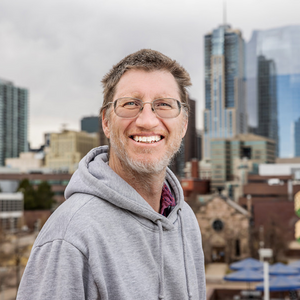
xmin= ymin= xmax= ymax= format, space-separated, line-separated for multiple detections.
xmin=17 ymin=49 xmax=206 ymax=300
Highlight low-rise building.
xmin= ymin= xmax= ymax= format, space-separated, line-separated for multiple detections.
xmin=5 ymin=152 xmax=44 ymax=173
xmin=191 ymin=196 xmax=250 ymax=264
xmin=0 ymin=192 xmax=23 ymax=231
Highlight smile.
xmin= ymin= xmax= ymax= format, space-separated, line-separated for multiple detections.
xmin=131 ymin=135 xmax=163 ymax=143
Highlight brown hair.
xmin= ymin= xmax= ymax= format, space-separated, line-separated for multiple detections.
xmin=100 ymin=49 xmax=191 ymax=115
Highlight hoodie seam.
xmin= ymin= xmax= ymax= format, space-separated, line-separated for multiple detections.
xmin=62 ymin=194 xmax=97 ymax=240
xmin=33 ymin=239 xmax=101 ymax=292
xmin=34 ymin=239 xmax=89 ymax=260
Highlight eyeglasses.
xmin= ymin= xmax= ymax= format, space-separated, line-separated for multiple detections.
xmin=107 ymin=97 xmax=184 ymax=119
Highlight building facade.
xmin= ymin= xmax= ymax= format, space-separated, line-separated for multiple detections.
xmin=295 ymin=118 xmax=300 ymax=157
xmin=0 ymin=79 xmax=28 ymax=166
xmin=81 ymin=116 xmax=108 ymax=146
xmin=194 ymin=196 xmax=250 ymax=264
xmin=211 ymin=133 xmax=276 ymax=188
xmin=246 ymin=25 xmax=300 ymax=157
xmin=45 ymin=130 xmax=98 ymax=173
xmin=81 ymin=116 xmax=99 ymax=134
xmin=0 ymin=192 xmax=23 ymax=231
xmin=203 ymin=25 xmax=247 ymax=160
xmin=256 ymin=56 xmax=278 ymax=155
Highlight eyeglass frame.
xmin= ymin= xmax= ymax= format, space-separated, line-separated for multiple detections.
xmin=103 ymin=97 xmax=187 ymax=119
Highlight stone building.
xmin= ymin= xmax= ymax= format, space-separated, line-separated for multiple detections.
xmin=191 ymin=196 xmax=250 ymax=264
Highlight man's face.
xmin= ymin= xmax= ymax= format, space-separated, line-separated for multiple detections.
xmin=102 ymin=69 xmax=188 ymax=175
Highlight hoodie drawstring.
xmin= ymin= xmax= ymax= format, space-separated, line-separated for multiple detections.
xmin=178 ymin=209 xmax=193 ymax=300
xmin=157 ymin=210 xmax=193 ymax=300
xmin=157 ymin=220 xmax=165 ymax=300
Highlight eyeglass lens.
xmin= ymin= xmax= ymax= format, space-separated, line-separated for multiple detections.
xmin=114 ymin=98 xmax=181 ymax=119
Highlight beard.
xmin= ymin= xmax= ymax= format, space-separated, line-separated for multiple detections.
xmin=108 ymin=123 xmax=184 ymax=175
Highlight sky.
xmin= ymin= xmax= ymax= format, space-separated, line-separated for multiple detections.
xmin=0 ymin=0 xmax=300 ymax=148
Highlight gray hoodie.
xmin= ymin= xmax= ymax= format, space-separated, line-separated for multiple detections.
xmin=17 ymin=146 xmax=206 ymax=300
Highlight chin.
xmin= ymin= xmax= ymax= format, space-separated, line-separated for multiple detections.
xmin=125 ymin=155 xmax=170 ymax=175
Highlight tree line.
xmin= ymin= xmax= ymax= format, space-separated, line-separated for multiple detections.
xmin=17 ymin=179 xmax=55 ymax=210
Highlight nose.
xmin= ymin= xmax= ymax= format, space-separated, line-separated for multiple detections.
xmin=135 ymin=102 xmax=160 ymax=129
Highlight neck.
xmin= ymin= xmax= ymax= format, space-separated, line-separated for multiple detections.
xmin=109 ymin=155 xmax=166 ymax=213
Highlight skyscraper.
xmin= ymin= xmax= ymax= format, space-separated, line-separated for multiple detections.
xmin=256 ymin=55 xmax=278 ymax=155
xmin=203 ymin=25 xmax=247 ymax=160
xmin=295 ymin=118 xmax=300 ymax=157
xmin=246 ymin=25 xmax=300 ymax=157
xmin=0 ymin=79 xmax=28 ymax=166
xmin=80 ymin=115 xmax=108 ymax=146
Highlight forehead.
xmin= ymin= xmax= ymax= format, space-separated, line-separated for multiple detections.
xmin=114 ymin=69 xmax=180 ymax=100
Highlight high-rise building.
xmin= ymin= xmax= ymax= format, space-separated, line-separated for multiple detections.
xmin=0 ymin=79 xmax=28 ymax=166
xmin=256 ymin=55 xmax=278 ymax=155
xmin=81 ymin=116 xmax=108 ymax=146
xmin=81 ymin=116 xmax=99 ymax=134
xmin=184 ymin=98 xmax=197 ymax=162
xmin=246 ymin=25 xmax=300 ymax=157
xmin=203 ymin=25 xmax=247 ymax=160
xmin=295 ymin=118 xmax=300 ymax=157
xmin=211 ymin=133 xmax=276 ymax=188
xmin=169 ymin=98 xmax=198 ymax=178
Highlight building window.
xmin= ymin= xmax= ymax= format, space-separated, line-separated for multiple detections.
xmin=212 ymin=219 xmax=224 ymax=231
xmin=235 ymin=239 xmax=241 ymax=257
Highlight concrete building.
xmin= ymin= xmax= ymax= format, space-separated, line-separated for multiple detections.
xmin=203 ymin=25 xmax=247 ymax=160
xmin=45 ymin=130 xmax=98 ymax=173
xmin=211 ymin=133 xmax=276 ymax=189
xmin=0 ymin=192 xmax=23 ymax=231
xmin=5 ymin=152 xmax=43 ymax=173
xmin=0 ymin=79 xmax=28 ymax=166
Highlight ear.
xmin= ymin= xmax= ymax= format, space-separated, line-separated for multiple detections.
xmin=102 ymin=110 xmax=110 ymax=139
xmin=181 ymin=118 xmax=188 ymax=138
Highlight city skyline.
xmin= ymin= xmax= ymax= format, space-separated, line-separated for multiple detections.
xmin=0 ymin=0 xmax=299 ymax=148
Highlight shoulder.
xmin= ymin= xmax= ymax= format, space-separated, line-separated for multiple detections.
xmin=33 ymin=193 xmax=105 ymax=249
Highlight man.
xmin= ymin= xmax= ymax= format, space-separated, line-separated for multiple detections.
xmin=17 ymin=49 xmax=206 ymax=300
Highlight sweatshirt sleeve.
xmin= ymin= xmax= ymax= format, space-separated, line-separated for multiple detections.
xmin=17 ymin=239 xmax=100 ymax=300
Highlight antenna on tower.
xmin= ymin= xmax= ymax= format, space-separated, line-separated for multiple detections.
xmin=223 ymin=0 xmax=227 ymax=26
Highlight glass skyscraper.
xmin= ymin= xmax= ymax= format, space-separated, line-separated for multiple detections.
xmin=295 ymin=118 xmax=300 ymax=157
xmin=203 ymin=25 xmax=247 ymax=160
xmin=246 ymin=25 xmax=300 ymax=157
xmin=0 ymin=79 xmax=28 ymax=166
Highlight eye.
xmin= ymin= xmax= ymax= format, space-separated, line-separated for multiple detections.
xmin=120 ymin=99 xmax=141 ymax=108
xmin=154 ymin=99 xmax=174 ymax=109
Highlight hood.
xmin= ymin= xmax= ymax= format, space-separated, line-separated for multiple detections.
xmin=65 ymin=146 xmax=185 ymax=230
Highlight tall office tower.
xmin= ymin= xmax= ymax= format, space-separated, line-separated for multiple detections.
xmin=203 ymin=25 xmax=247 ymax=160
xmin=81 ymin=116 xmax=99 ymax=133
xmin=169 ymin=98 xmax=197 ymax=178
xmin=80 ymin=115 xmax=107 ymax=146
xmin=0 ymin=79 xmax=28 ymax=166
xmin=295 ymin=118 xmax=300 ymax=157
xmin=184 ymin=98 xmax=197 ymax=162
xmin=246 ymin=25 xmax=300 ymax=157
xmin=256 ymin=56 xmax=278 ymax=155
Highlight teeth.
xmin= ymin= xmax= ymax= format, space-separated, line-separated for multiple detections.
xmin=133 ymin=135 xmax=162 ymax=143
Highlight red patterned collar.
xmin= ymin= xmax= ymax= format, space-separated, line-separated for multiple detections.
xmin=160 ymin=183 xmax=176 ymax=217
